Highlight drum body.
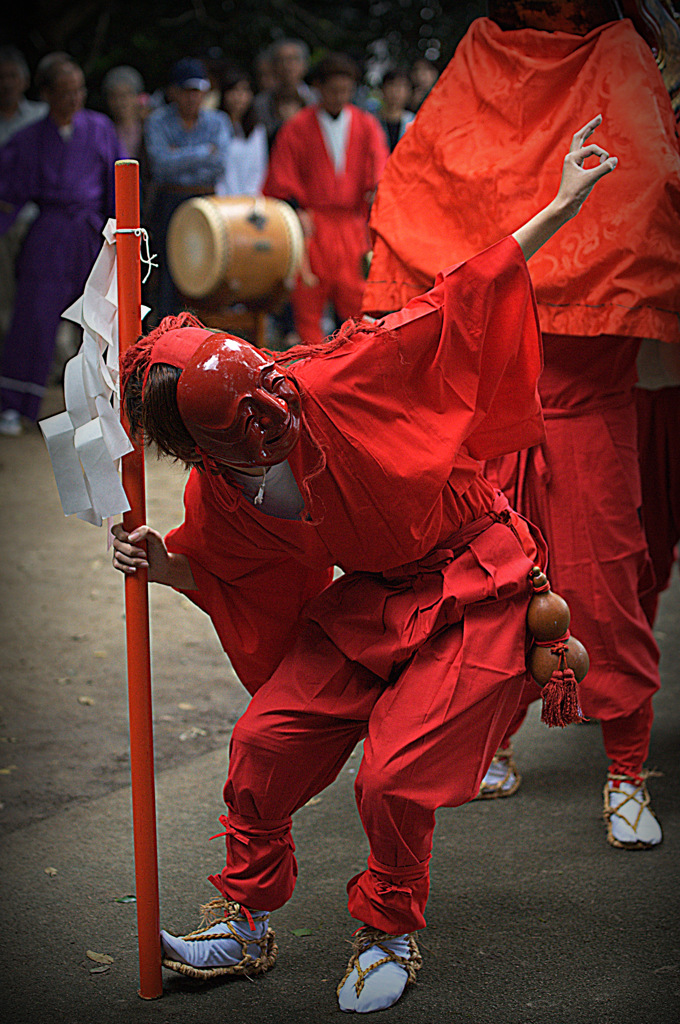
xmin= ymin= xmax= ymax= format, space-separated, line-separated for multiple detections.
xmin=167 ymin=195 xmax=304 ymax=309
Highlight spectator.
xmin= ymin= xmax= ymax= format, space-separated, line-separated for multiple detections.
xmin=102 ymin=64 xmax=147 ymax=160
xmin=378 ymin=68 xmax=415 ymax=152
xmin=254 ymin=47 xmax=276 ymax=94
xmin=216 ymin=68 xmax=268 ymax=196
xmin=0 ymin=55 xmax=124 ymax=435
xmin=143 ymin=57 xmax=231 ymax=320
xmin=0 ymin=47 xmax=48 ymax=342
xmin=0 ymin=46 xmax=47 ymax=145
xmin=408 ymin=57 xmax=438 ymax=111
xmin=253 ymin=38 xmax=316 ymax=148
xmin=263 ymin=52 xmax=389 ymax=346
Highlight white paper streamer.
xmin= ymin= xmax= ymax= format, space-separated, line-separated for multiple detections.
xmin=40 ymin=217 xmax=148 ymax=525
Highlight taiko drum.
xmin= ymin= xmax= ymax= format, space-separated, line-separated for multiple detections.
xmin=167 ymin=195 xmax=304 ymax=308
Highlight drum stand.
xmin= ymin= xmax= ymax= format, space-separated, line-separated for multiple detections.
xmin=204 ymin=307 xmax=268 ymax=348
xmin=183 ymin=304 xmax=268 ymax=348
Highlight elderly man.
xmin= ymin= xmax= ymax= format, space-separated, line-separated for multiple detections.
xmin=111 ymin=119 xmax=615 ymax=1013
xmin=252 ymin=38 xmax=316 ymax=147
xmin=0 ymin=46 xmax=48 ymax=350
xmin=0 ymin=54 xmax=124 ymax=435
xmin=0 ymin=46 xmax=47 ymax=144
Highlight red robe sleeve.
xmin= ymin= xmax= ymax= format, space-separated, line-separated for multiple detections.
xmin=300 ymin=234 xmax=544 ymax=469
xmin=165 ymin=469 xmax=333 ymax=695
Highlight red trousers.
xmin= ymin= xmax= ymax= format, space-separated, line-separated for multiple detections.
xmin=208 ymin=509 xmax=543 ymax=934
xmin=292 ymin=210 xmax=368 ymax=346
xmin=499 ymin=689 xmax=654 ymax=779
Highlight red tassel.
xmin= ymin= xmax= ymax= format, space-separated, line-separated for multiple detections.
xmin=540 ymin=666 xmax=583 ymax=728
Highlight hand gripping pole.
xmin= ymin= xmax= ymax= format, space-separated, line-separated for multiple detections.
xmin=115 ymin=159 xmax=163 ymax=999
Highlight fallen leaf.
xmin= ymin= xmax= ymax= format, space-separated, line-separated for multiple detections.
xmin=304 ymin=797 xmax=322 ymax=807
xmin=179 ymin=726 xmax=207 ymax=741
xmin=291 ymin=928 xmax=314 ymax=937
xmin=44 ymin=866 xmax=58 ymax=877
xmin=78 ymin=696 xmax=95 ymax=706
xmin=56 ymin=677 xmax=71 ymax=685
xmin=89 ymin=965 xmax=111 ymax=974
xmin=113 ymin=895 xmax=136 ymax=903
xmin=177 ymin=702 xmax=195 ymax=711
xmin=0 ymin=765 xmax=17 ymax=775
xmin=0 ymin=736 xmax=16 ymax=743
xmin=93 ymin=650 xmax=108 ymax=658
xmin=86 ymin=950 xmax=114 ymax=964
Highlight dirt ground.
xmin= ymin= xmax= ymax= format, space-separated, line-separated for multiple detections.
xmin=0 ymin=383 xmax=250 ymax=834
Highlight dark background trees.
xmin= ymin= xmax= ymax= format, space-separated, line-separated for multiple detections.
xmin=11 ymin=1 xmax=487 ymax=101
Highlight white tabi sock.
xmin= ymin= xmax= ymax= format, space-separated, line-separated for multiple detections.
xmin=337 ymin=929 xmax=422 ymax=1014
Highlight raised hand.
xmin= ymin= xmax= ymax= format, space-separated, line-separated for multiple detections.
xmin=512 ymin=115 xmax=618 ymax=261
xmin=555 ymin=114 xmax=618 ymax=221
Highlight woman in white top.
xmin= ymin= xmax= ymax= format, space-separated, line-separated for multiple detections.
xmin=215 ymin=68 xmax=268 ymax=196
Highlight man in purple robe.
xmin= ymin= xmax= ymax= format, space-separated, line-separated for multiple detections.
xmin=0 ymin=54 xmax=125 ymax=434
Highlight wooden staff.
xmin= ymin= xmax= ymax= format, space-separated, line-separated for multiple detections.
xmin=115 ymin=159 xmax=163 ymax=999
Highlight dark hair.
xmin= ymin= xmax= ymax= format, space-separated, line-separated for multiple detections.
xmin=310 ymin=53 xmax=360 ymax=86
xmin=124 ymin=362 xmax=203 ymax=470
xmin=220 ymin=66 xmax=259 ymax=137
xmin=120 ymin=312 xmax=207 ymax=470
xmin=382 ymin=68 xmax=411 ymax=87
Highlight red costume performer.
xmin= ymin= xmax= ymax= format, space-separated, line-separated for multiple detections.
xmin=165 ymin=238 xmax=546 ymax=929
xmin=364 ymin=16 xmax=680 ymax=848
xmin=112 ymin=118 xmax=617 ymax=1010
xmin=263 ymin=54 xmax=388 ymax=346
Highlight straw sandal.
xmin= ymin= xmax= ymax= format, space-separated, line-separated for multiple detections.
xmin=337 ymin=926 xmax=422 ymax=1013
xmin=603 ymin=773 xmax=663 ymax=850
xmin=161 ymin=897 xmax=277 ymax=981
xmin=477 ymin=746 xmax=522 ymax=799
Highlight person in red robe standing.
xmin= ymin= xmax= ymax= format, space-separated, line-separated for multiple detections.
xmin=111 ymin=122 xmax=615 ymax=1012
xmin=263 ymin=52 xmax=389 ymax=346
xmin=363 ymin=14 xmax=680 ymax=851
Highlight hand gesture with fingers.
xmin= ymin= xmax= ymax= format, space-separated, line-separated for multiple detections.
xmin=556 ymin=114 xmax=618 ymax=221
xmin=512 ymin=115 xmax=618 ymax=260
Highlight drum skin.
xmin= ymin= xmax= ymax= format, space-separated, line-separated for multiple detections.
xmin=167 ymin=195 xmax=304 ymax=307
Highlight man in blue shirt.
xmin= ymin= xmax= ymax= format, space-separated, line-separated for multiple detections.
xmin=144 ymin=57 xmax=231 ymax=319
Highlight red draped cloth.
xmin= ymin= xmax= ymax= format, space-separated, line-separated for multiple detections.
xmin=364 ymin=17 xmax=680 ymax=343
xmin=364 ymin=17 xmax=680 ymax=738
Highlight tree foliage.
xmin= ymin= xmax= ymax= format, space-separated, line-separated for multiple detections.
xmin=13 ymin=0 xmax=486 ymax=99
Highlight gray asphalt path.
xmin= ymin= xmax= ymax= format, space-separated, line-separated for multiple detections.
xmin=2 ymin=578 xmax=678 ymax=1024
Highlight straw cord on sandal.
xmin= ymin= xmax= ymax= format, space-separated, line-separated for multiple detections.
xmin=161 ymin=897 xmax=278 ymax=981
xmin=336 ymin=927 xmax=422 ymax=998
xmin=603 ymin=770 xmax=662 ymax=850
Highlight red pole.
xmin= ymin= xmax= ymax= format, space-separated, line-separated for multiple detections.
xmin=115 ymin=159 xmax=163 ymax=1000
